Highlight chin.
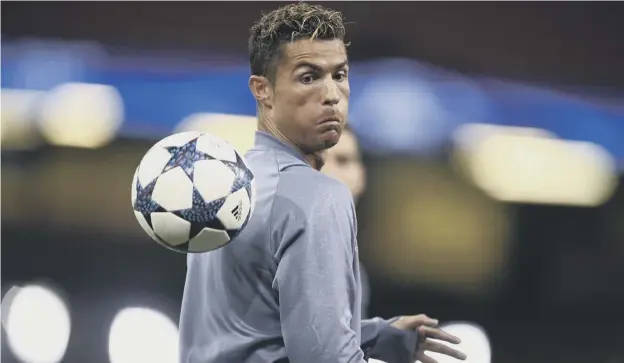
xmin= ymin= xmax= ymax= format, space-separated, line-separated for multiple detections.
xmin=320 ymin=129 xmax=341 ymax=148
xmin=322 ymin=138 xmax=339 ymax=149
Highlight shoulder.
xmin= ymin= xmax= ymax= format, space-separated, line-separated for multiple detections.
xmin=270 ymin=164 xmax=356 ymax=243
xmin=271 ymin=165 xmax=357 ymax=259
xmin=277 ymin=165 xmax=354 ymax=214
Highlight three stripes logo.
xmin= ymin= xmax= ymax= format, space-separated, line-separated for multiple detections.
xmin=231 ymin=201 xmax=243 ymax=221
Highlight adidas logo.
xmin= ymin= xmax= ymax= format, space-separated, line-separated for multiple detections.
xmin=231 ymin=201 xmax=243 ymax=221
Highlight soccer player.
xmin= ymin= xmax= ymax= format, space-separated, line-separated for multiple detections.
xmin=321 ymin=126 xmax=372 ymax=318
xmin=179 ymin=3 xmax=467 ymax=363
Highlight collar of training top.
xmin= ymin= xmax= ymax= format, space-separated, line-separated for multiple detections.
xmin=254 ymin=131 xmax=310 ymax=165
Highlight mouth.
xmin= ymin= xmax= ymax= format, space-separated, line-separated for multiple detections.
xmin=319 ymin=117 xmax=342 ymax=127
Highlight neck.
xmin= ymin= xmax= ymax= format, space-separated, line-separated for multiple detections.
xmin=258 ymin=116 xmax=325 ymax=170
xmin=308 ymin=152 xmax=326 ymax=170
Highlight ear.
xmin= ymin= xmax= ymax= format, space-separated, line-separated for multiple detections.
xmin=249 ymin=75 xmax=273 ymax=109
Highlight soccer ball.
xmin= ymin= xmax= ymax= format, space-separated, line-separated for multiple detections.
xmin=131 ymin=132 xmax=255 ymax=253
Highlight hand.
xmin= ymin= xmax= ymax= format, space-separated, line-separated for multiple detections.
xmin=391 ymin=314 xmax=467 ymax=363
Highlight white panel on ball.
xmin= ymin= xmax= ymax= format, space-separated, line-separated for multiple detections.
xmin=217 ymin=187 xmax=251 ymax=230
xmin=138 ymin=146 xmax=173 ymax=188
xmin=195 ymin=133 xmax=237 ymax=163
xmin=150 ymin=212 xmax=191 ymax=246
xmin=193 ymin=160 xmax=236 ymax=202
xmin=151 ymin=167 xmax=194 ymax=211
xmin=188 ymin=228 xmax=230 ymax=252
xmin=131 ymin=168 xmax=139 ymax=205
xmin=158 ymin=132 xmax=202 ymax=148
xmin=134 ymin=211 xmax=159 ymax=242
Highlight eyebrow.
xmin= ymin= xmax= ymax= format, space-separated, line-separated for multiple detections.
xmin=293 ymin=60 xmax=349 ymax=73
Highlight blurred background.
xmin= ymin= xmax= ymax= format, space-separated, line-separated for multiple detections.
xmin=2 ymin=2 xmax=624 ymax=363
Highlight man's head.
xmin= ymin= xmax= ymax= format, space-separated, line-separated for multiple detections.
xmin=248 ymin=3 xmax=350 ymax=160
xmin=322 ymin=127 xmax=366 ymax=202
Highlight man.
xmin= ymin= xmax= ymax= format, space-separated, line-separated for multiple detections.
xmin=321 ymin=126 xmax=372 ymax=318
xmin=321 ymin=127 xmax=443 ymax=363
xmin=179 ymin=3 xmax=467 ymax=363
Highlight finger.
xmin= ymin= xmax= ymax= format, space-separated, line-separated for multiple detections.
xmin=421 ymin=327 xmax=462 ymax=344
xmin=415 ymin=352 xmax=438 ymax=363
xmin=422 ymin=339 xmax=467 ymax=360
xmin=406 ymin=314 xmax=439 ymax=328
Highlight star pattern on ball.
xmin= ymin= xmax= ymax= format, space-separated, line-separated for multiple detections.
xmin=222 ymin=153 xmax=255 ymax=195
xmin=162 ymin=138 xmax=215 ymax=180
xmin=173 ymin=188 xmax=227 ymax=239
xmin=132 ymin=134 xmax=256 ymax=253
xmin=175 ymin=188 xmax=226 ymax=225
xmin=133 ymin=179 xmax=163 ymax=215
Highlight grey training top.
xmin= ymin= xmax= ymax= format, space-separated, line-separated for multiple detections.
xmin=179 ymin=131 xmax=416 ymax=363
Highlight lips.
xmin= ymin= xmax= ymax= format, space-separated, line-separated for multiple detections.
xmin=319 ymin=116 xmax=341 ymax=125
xmin=319 ymin=119 xmax=341 ymax=131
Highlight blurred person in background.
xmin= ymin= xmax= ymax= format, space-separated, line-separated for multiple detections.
xmin=323 ymin=127 xmax=464 ymax=363
xmin=322 ymin=125 xmax=371 ymax=317
xmin=180 ymin=3 xmax=466 ymax=363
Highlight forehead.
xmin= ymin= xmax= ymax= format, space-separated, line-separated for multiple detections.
xmin=280 ymin=38 xmax=348 ymax=69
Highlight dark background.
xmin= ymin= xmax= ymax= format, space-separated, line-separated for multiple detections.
xmin=2 ymin=2 xmax=624 ymax=363
xmin=3 ymin=1 xmax=624 ymax=91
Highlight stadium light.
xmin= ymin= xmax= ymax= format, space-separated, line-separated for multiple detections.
xmin=452 ymin=123 xmax=557 ymax=150
xmin=108 ymin=307 xmax=179 ymax=363
xmin=453 ymin=124 xmax=618 ymax=206
xmin=1 ymin=284 xmax=71 ymax=363
xmin=1 ymin=88 xmax=45 ymax=150
xmin=38 ymin=82 xmax=124 ymax=149
xmin=427 ymin=322 xmax=491 ymax=363
xmin=175 ymin=113 xmax=257 ymax=155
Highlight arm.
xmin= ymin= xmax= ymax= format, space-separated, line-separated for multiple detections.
xmin=273 ymin=180 xmax=367 ymax=363
xmin=360 ymin=262 xmax=371 ymax=319
xmin=362 ymin=318 xmax=418 ymax=363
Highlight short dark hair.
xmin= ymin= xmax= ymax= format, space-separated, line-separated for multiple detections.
xmin=248 ymin=2 xmax=347 ymax=79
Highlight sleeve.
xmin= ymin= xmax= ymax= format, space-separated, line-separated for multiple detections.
xmin=359 ymin=262 xmax=371 ymax=319
xmin=273 ymin=181 xmax=368 ymax=363
xmin=362 ymin=317 xmax=418 ymax=363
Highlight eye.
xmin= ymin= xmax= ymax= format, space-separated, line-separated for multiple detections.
xmin=300 ymin=73 xmax=316 ymax=84
xmin=334 ymin=70 xmax=348 ymax=82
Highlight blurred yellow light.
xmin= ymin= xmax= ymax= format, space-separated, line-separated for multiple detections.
xmin=365 ymin=160 xmax=511 ymax=295
xmin=1 ymin=88 xmax=45 ymax=150
xmin=176 ymin=113 xmax=257 ymax=155
xmin=466 ymin=134 xmax=618 ymax=206
xmin=38 ymin=83 xmax=124 ymax=148
xmin=452 ymin=122 xmax=557 ymax=150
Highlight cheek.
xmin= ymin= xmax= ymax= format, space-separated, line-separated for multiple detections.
xmin=292 ymin=84 xmax=323 ymax=106
xmin=275 ymin=91 xmax=308 ymax=123
xmin=341 ymin=82 xmax=351 ymax=97
xmin=339 ymin=83 xmax=350 ymax=112
xmin=275 ymin=81 xmax=315 ymax=108
xmin=350 ymin=166 xmax=365 ymax=193
xmin=321 ymin=164 xmax=337 ymax=177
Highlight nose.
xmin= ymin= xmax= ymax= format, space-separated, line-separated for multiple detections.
xmin=322 ymin=78 xmax=340 ymax=106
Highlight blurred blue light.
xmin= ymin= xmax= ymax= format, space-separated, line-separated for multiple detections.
xmin=1 ymin=39 xmax=623 ymax=166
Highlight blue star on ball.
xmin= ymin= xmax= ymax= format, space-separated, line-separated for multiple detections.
xmin=162 ymin=138 xmax=215 ymax=180
xmin=222 ymin=153 xmax=254 ymax=194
